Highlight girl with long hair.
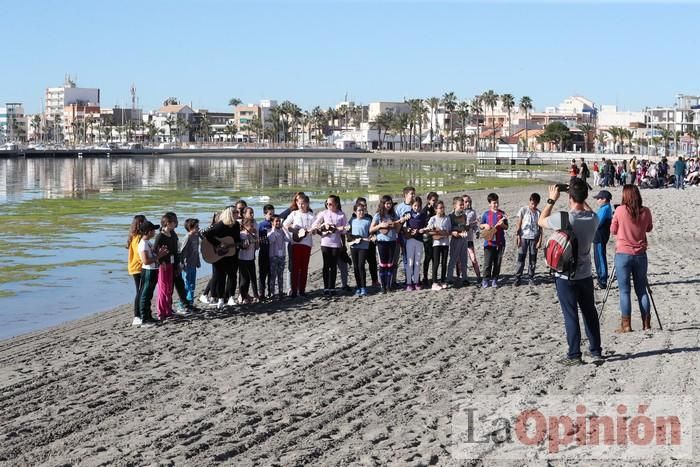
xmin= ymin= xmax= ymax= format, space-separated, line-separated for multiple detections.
xmin=370 ymin=195 xmax=403 ymax=293
xmin=203 ymin=206 xmax=241 ymax=309
xmin=312 ymin=195 xmax=347 ymax=295
xmin=611 ymin=184 xmax=654 ymax=332
xmin=283 ymin=195 xmax=315 ymax=297
xmin=127 ymin=215 xmax=146 ymax=324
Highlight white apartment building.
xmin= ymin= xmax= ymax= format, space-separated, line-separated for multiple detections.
xmin=44 ymin=77 xmax=100 ymax=142
xmin=146 ymin=104 xmax=195 ymax=143
xmin=597 ymin=105 xmax=645 ymax=130
xmin=368 ymin=101 xmax=410 ymax=122
xmin=0 ymin=103 xmax=27 ymax=142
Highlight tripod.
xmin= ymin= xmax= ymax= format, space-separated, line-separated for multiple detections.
xmin=597 ymin=263 xmax=663 ymax=330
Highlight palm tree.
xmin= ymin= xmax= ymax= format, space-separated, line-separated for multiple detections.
xmin=660 ymin=129 xmax=675 ymax=157
xmin=605 ymin=127 xmax=621 ymax=154
xmin=144 ymin=121 xmax=158 ymax=145
xmin=374 ymin=111 xmax=394 ymax=150
xmin=228 ymin=98 xmax=242 ymax=108
xmin=407 ymin=98 xmax=426 ymax=150
xmin=519 ymin=96 xmax=533 ymax=152
xmin=578 ymin=123 xmax=594 ymax=153
xmin=688 ymin=128 xmax=700 ymax=156
xmin=470 ymin=97 xmax=483 ymax=152
xmin=623 ymin=128 xmax=634 ymax=154
xmin=249 ymin=115 xmax=263 ymax=144
xmin=84 ymin=115 xmax=95 ymax=144
xmin=30 ymin=115 xmax=41 ymax=142
xmin=197 ymin=114 xmax=211 ymax=143
xmin=595 ymin=132 xmax=607 ymax=153
xmin=454 ymin=101 xmax=470 ymax=152
xmin=391 ymin=113 xmax=410 ymax=151
xmin=426 ymin=97 xmax=440 ymax=150
xmin=350 ymin=104 xmax=363 ymax=128
xmin=223 ymin=122 xmax=237 ymax=142
xmin=500 ymin=93 xmax=515 ymax=138
xmin=481 ymin=90 xmax=498 ymax=151
xmin=101 ymin=115 xmax=112 ymax=143
xmin=441 ymin=92 xmax=457 ymax=151
xmin=164 ymin=116 xmax=176 ymax=142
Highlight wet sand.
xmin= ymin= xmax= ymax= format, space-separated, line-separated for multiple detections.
xmin=1 ymin=183 xmax=698 ymax=465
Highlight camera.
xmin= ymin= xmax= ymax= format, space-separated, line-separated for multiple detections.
xmin=556 ymin=183 xmax=569 ymax=193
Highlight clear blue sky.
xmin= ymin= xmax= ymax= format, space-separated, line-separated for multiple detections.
xmin=2 ymin=1 xmax=698 ymax=114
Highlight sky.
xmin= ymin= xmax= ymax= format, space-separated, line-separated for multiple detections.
xmin=1 ymin=0 xmax=699 ymax=114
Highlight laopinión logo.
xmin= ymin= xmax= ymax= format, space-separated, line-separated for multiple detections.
xmin=450 ymin=395 xmax=693 ymax=460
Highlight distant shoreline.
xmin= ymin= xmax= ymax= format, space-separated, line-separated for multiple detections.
xmin=0 ymin=147 xmax=632 ymax=163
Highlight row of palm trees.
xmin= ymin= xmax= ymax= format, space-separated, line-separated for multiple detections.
xmin=366 ymin=92 xmax=533 ymax=151
xmin=599 ymin=126 xmax=700 ymax=157
xmin=223 ymin=93 xmax=536 ymax=150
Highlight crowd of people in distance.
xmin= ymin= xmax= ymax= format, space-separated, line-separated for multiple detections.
xmin=126 ymin=175 xmax=655 ymax=366
xmin=569 ymin=154 xmax=700 ymax=190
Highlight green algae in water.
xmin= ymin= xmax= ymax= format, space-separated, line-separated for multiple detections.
xmin=0 ymin=259 xmax=122 ymax=286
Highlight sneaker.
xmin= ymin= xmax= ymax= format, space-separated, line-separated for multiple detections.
xmin=359 ymin=287 xmax=368 ymax=297
xmin=559 ymin=357 xmax=585 ymax=366
xmin=481 ymin=280 xmax=489 ymax=289
xmin=589 ymin=353 xmax=605 ymax=365
xmin=227 ymin=297 xmax=236 ymax=306
xmin=431 ymin=283 xmax=442 ymax=291
xmin=216 ymin=298 xmax=225 ymax=310
xmin=491 ymin=279 xmax=498 ymax=288
xmin=323 ymin=289 xmax=330 ymax=296
xmin=199 ymin=294 xmax=210 ymax=305
xmin=415 ymin=283 xmax=423 ymax=290
xmin=174 ymin=307 xmax=189 ymax=317
xmin=140 ymin=321 xmax=156 ymax=329
xmin=513 ymin=277 xmax=521 ymax=287
xmin=441 ymin=283 xmax=448 ymax=289
xmin=131 ymin=317 xmax=142 ymax=327
xmin=354 ymin=288 xmax=362 ymax=296
xmin=528 ymin=278 xmax=536 ymax=286
xmin=406 ymin=285 xmax=414 ymax=292
xmin=381 ymin=287 xmax=388 ymax=294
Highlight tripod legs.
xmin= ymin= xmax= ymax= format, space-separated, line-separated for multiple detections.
xmin=646 ymin=283 xmax=663 ymax=330
xmin=597 ymin=263 xmax=617 ymax=321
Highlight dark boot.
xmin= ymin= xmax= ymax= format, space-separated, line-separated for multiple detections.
xmin=614 ymin=317 xmax=633 ymax=333
xmin=642 ymin=314 xmax=652 ymax=330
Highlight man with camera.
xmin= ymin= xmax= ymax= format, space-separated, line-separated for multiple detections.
xmin=538 ymin=178 xmax=603 ymax=366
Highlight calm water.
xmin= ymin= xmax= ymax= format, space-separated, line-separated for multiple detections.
xmin=0 ymin=155 xmax=557 ymax=339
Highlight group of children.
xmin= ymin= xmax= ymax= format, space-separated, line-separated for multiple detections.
xmin=126 ymin=186 xmax=616 ymax=327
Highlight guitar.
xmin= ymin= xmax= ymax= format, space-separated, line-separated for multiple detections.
xmin=378 ymin=213 xmax=410 ymax=235
xmin=200 ymin=236 xmax=239 ymax=264
xmin=317 ymin=223 xmax=350 ymax=236
xmin=289 ymin=226 xmax=310 ymax=243
xmin=346 ymin=233 xmax=370 ymax=246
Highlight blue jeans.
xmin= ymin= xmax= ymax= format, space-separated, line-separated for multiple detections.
xmin=555 ymin=276 xmax=602 ymax=359
xmin=593 ymin=242 xmax=608 ymax=287
xmin=184 ymin=266 xmax=197 ymax=302
xmin=675 ymin=175 xmax=685 ymax=189
xmin=614 ymin=253 xmax=650 ymax=318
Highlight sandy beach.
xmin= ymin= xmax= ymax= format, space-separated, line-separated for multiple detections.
xmin=1 ymin=183 xmax=698 ymax=465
